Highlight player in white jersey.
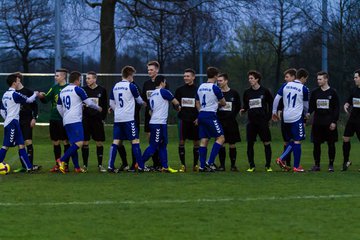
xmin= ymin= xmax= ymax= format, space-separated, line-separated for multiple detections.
xmin=196 ymin=67 xmax=226 ymax=172
xmin=56 ymin=71 xmax=102 ymax=174
xmin=138 ymin=75 xmax=180 ymax=173
xmin=107 ymin=66 xmax=145 ymax=172
xmin=272 ymin=68 xmax=309 ymax=172
xmin=0 ymin=73 xmax=40 ymax=172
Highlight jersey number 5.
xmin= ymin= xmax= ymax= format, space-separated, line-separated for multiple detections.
xmin=118 ymin=93 xmax=123 ymax=107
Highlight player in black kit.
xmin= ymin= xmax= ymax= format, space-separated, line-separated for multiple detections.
xmin=81 ymin=71 xmax=108 ymax=172
xmin=216 ymin=73 xmax=241 ymax=171
xmin=241 ymin=70 xmax=273 ymax=172
xmin=308 ymin=71 xmax=339 ymax=172
xmin=342 ymin=69 xmax=360 ymax=171
xmin=175 ymin=68 xmax=199 ymax=172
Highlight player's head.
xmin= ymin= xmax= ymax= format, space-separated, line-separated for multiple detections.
xmin=122 ymin=65 xmax=136 ymax=82
xmin=284 ymin=68 xmax=296 ymax=82
xmin=69 ymin=71 xmax=82 ymax=86
xmin=86 ymin=71 xmax=97 ymax=87
xmin=147 ymin=61 xmax=160 ymax=80
xmin=247 ymin=70 xmax=261 ymax=86
xmin=296 ymin=68 xmax=309 ymax=83
xmin=6 ymin=73 xmax=20 ymax=87
xmin=55 ymin=68 xmax=68 ymax=83
xmin=317 ymin=71 xmax=329 ymax=87
xmin=184 ymin=68 xmax=196 ymax=85
xmin=207 ymin=67 xmax=220 ymax=82
xmin=217 ymin=73 xmax=229 ymax=88
xmin=354 ymin=69 xmax=360 ymax=87
xmin=155 ymin=75 xmax=166 ymax=88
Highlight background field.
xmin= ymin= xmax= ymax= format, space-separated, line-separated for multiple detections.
xmin=1 ymin=124 xmax=360 ymax=240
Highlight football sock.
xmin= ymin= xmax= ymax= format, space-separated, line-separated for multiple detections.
xmin=64 ymin=144 xmax=70 ymax=164
xmin=71 ymin=151 xmax=80 ymax=169
xmin=342 ymin=142 xmax=350 ymax=163
xmin=313 ymin=142 xmax=321 ymax=167
xmin=229 ymin=147 xmax=236 ymax=167
xmin=193 ymin=146 xmax=199 ymax=166
xmin=118 ymin=144 xmax=128 ymax=166
xmin=19 ymin=148 xmax=32 ymax=169
xmin=82 ymin=145 xmax=89 ymax=167
xmin=132 ymin=143 xmax=142 ymax=167
xmin=218 ymin=146 xmax=226 ymax=167
xmin=97 ymin=146 xmax=104 ymax=166
xmin=207 ymin=142 xmax=222 ymax=165
xmin=152 ymin=151 xmax=161 ymax=168
xmin=178 ymin=145 xmax=185 ymax=165
xmin=199 ymin=146 xmax=207 ymax=169
xmin=159 ymin=144 xmax=168 ymax=168
xmin=247 ymin=141 xmax=255 ymax=168
xmin=60 ymin=144 xmax=79 ymax=164
xmin=283 ymin=144 xmax=291 ymax=166
xmin=280 ymin=142 xmax=294 ymax=160
xmin=328 ymin=142 xmax=335 ymax=162
xmin=293 ymin=143 xmax=301 ymax=168
xmin=108 ymin=144 xmax=118 ymax=169
xmin=54 ymin=145 xmax=61 ymax=161
xmin=27 ymin=144 xmax=33 ymax=165
xmin=264 ymin=144 xmax=272 ymax=168
xmin=141 ymin=144 xmax=157 ymax=169
xmin=0 ymin=148 xmax=6 ymax=163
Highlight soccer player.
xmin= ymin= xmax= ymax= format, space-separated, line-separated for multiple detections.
xmin=39 ymin=68 xmax=70 ymax=172
xmin=81 ymin=71 xmax=108 ymax=172
xmin=216 ymin=73 xmax=241 ymax=171
xmin=0 ymin=73 xmax=39 ymax=172
xmin=138 ymin=75 xmax=180 ymax=173
xmin=241 ymin=71 xmax=273 ymax=172
xmin=308 ymin=71 xmax=339 ymax=172
xmin=195 ymin=67 xmax=226 ymax=172
xmin=107 ymin=66 xmax=145 ymax=173
xmin=14 ymin=72 xmax=41 ymax=172
xmin=272 ymin=68 xmax=309 ymax=172
xmin=175 ymin=68 xmax=199 ymax=172
xmin=56 ymin=71 xmax=102 ymax=174
xmin=342 ymin=69 xmax=360 ymax=171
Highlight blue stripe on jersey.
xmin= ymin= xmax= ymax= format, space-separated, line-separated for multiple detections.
xmin=277 ymin=83 xmax=287 ymax=96
xmin=74 ymin=86 xmax=88 ymax=101
xmin=160 ymin=88 xmax=174 ymax=101
xmin=303 ymin=86 xmax=309 ymax=101
xmin=195 ymin=92 xmax=199 ymax=100
xmin=12 ymin=92 xmax=27 ymax=104
xmin=0 ymin=101 xmax=4 ymax=110
xmin=57 ymin=95 xmax=62 ymax=104
xmin=130 ymin=83 xmax=140 ymax=98
xmin=110 ymin=88 xmax=114 ymax=100
xmin=212 ymin=85 xmax=224 ymax=100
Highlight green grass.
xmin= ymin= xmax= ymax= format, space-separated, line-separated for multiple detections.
xmin=1 ymin=125 xmax=360 ymax=240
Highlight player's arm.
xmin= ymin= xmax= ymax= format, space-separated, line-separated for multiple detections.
xmin=240 ymin=91 xmax=248 ymax=115
xmin=344 ymin=92 xmax=353 ymax=114
xmin=130 ymin=83 xmax=145 ymax=106
xmin=303 ymin=86 xmax=309 ymax=115
xmin=76 ymin=87 xmax=102 ymax=112
xmin=56 ymin=95 xmax=64 ymax=117
xmin=213 ymin=85 xmax=226 ymax=107
xmin=330 ymin=90 xmax=340 ymax=130
xmin=39 ymin=87 xmax=53 ymax=103
xmin=232 ymin=91 xmax=242 ymax=118
xmin=272 ymin=84 xmax=285 ymax=121
xmin=109 ymin=90 xmax=116 ymax=112
xmin=100 ymin=88 xmax=108 ymax=120
xmin=308 ymin=90 xmax=316 ymax=115
xmin=31 ymin=91 xmax=38 ymax=128
xmin=265 ymin=89 xmax=274 ymax=121
xmin=195 ymin=92 xmax=201 ymax=111
xmin=0 ymin=101 xmax=6 ymax=119
xmin=160 ymin=89 xmax=180 ymax=111
xmin=13 ymin=91 xmax=38 ymax=104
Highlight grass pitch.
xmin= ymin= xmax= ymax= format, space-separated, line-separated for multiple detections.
xmin=1 ymin=124 xmax=360 ymax=240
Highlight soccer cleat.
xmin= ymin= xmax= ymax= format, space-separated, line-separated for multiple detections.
xmin=341 ymin=161 xmax=352 ymax=171
xmin=75 ymin=167 xmax=87 ymax=173
xmin=32 ymin=165 xmax=42 ymax=171
xmin=217 ymin=166 xmax=225 ymax=171
xmin=49 ymin=164 xmax=59 ymax=172
xmin=179 ymin=164 xmax=186 ymax=173
xmin=83 ymin=165 xmax=88 ymax=172
xmin=293 ymin=166 xmax=305 ymax=172
xmin=107 ymin=168 xmax=119 ymax=173
xmin=13 ymin=167 xmax=26 ymax=173
xmin=265 ymin=167 xmax=273 ymax=172
xmin=98 ymin=165 xmax=107 ymax=173
xmin=198 ymin=166 xmax=215 ymax=172
xmin=276 ymin=158 xmax=291 ymax=171
xmin=309 ymin=165 xmax=321 ymax=172
xmin=119 ymin=164 xmax=129 ymax=171
xmin=193 ymin=165 xmax=199 ymax=172
xmin=328 ymin=165 xmax=334 ymax=172
xmin=246 ymin=167 xmax=255 ymax=172
xmin=137 ymin=166 xmax=151 ymax=172
xmin=161 ymin=167 xmax=178 ymax=173
xmin=57 ymin=159 xmax=66 ymax=174
xmin=230 ymin=166 xmax=239 ymax=172
xmin=206 ymin=163 xmax=217 ymax=171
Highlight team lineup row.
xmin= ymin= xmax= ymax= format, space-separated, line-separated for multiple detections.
xmin=1 ymin=61 xmax=360 ymax=174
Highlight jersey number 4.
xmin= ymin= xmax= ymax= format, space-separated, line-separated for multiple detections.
xmin=286 ymin=92 xmax=297 ymax=108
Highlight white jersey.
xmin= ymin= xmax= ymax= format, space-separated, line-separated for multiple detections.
xmin=1 ymin=88 xmax=36 ymax=127
xmin=277 ymin=80 xmax=309 ymax=123
xmin=196 ymin=83 xmax=223 ymax=112
xmin=110 ymin=80 xmax=143 ymax=123
xmin=149 ymin=88 xmax=174 ymax=124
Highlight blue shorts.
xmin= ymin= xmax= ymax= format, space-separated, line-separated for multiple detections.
xmin=283 ymin=118 xmax=306 ymax=142
xmin=113 ymin=121 xmax=139 ymax=141
xmin=198 ymin=112 xmax=224 ymax=139
xmin=64 ymin=122 xmax=84 ymax=144
xmin=149 ymin=124 xmax=168 ymax=146
xmin=3 ymin=119 xmax=24 ymax=147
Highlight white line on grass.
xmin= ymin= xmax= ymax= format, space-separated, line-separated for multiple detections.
xmin=1 ymin=194 xmax=359 ymax=207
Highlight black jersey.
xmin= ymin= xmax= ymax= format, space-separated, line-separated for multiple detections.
xmin=243 ymin=86 xmax=273 ymax=123
xmin=309 ymin=87 xmax=339 ymax=126
xmin=175 ymin=84 xmax=198 ymax=121
xmin=345 ymin=87 xmax=360 ymax=123
xmin=217 ymin=88 xmax=241 ymax=121
xmin=83 ymin=85 xmax=107 ymax=120
xmin=17 ymin=87 xmax=38 ymax=121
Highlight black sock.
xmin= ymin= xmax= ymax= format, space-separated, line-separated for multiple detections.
xmin=152 ymin=151 xmax=161 ymax=167
xmin=284 ymin=144 xmax=291 ymax=166
xmin=229 ymin=147 xmax=236 ymax=167
xmin=82 ymin=145 xmax=89 ymax=167
xmin=247 ymin=142 xmax=255 ymax=168
xmin=27 ymin=144 xmax=34 ymax=165
xmin=193 ymin=147 xmax=199 ymax=166
xmin=179 ymin=145 xmax=185 ymax=165
xmin=343 ymin=142 xmax=350 ymax=163
xmin=118 ymin=145 xmax=128 ymax=166
xmin=97 ymin=146 xmax=104 ymax=166
xmin=313 ymin=142 xmax=321 ymax=167
xmin=328 ymin=142 xmax=335 ymax=165
xmin=264 ymin=144 xmax=272 ymax=167
xmin=54 ymin=145 xmax=61 ymax=162
xmin=218 ymin=146 xmax=226 ymax=167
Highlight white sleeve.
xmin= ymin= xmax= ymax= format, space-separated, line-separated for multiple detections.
xmin=135 ymin=96 xmax=144 ymax=105
xmin=26 ymin=92 xmax=37 ymax=103
xmin=109 ymin=99 xmax=116 ymax=110
xmin=272 ymin=94 xmax=282 ymax=114
xmin=303 ymin=101 xmax=309 ymax=114
xmin=0 ymin=109 xmax=6 ymax=119
xmin=83 ymin=98 xmax=101 ymax=111
xmin=56 ymin=104 xmax=64 ymax=118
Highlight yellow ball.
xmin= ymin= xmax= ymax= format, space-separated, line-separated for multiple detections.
xmin=0 ymin=162 xmax=10 ymax=175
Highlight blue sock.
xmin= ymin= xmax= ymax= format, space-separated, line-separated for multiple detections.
xmin=280 ymin=142 xmax=294 ymax=160
xmin=60 ymin=144 xmax=79 ymax=163
xmin=293 ymin=143 xmax=301 ymax=168
xmin=0 ymin=148 xmax=7 ymax=162
xmin=199 ymin=146 xmax=207 ymax=168
xmin=108 ymin=144 xmax=118 ymax=169
xmin=71 ymin=151 xmax=80 ymax=169
xmin=132 ymin=143 xmax=142 ymax=167
xmin=207 ymin=142 xmax=222 ymax=165
xmin=141 ymin=144 xmax=157 ymax=168
xmin=19 ymin=148 xmax=32 ymax=169
xmin=159 ymin=144 xmax=168 ymax=168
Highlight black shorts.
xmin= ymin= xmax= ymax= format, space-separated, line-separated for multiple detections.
xmin=343 ymin=121 xmax=360 ymax=140
xmin=83 ymin=118 xmax=105 ymax=142
xmin=220 ymin=119 xmax=241 ymax=144
xmin=246 ymin=121 xmax=271 ymax=142
xmin=49 ymin=120 xmax=68 ymax=141
xmin=144 ymin=110 xmax=151 ymax=133
xmin=20 ymin=118 xmax=33 ymax=140
xmin=178 ymin=119 xmax=199 ymax=141
xmin=311 ymin=124 xmax=338 ymax=143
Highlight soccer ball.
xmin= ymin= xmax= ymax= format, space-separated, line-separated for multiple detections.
xmin=0 ymin=162 xmax=10 ymax=175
